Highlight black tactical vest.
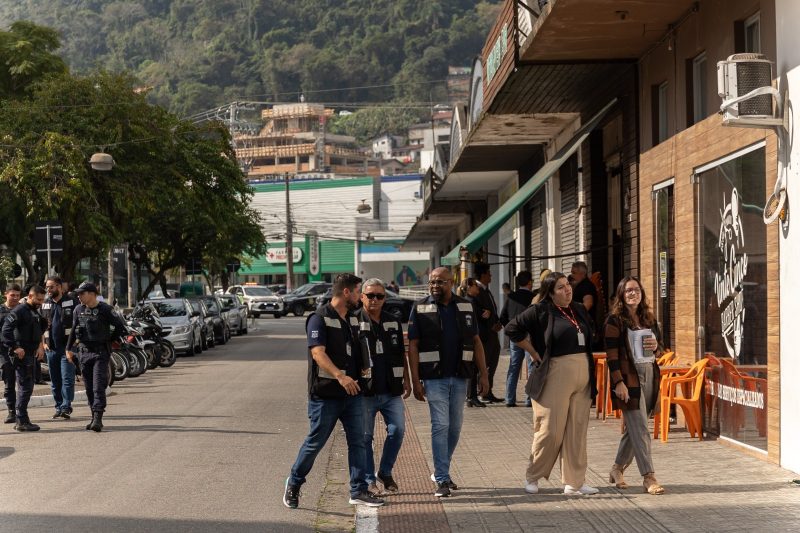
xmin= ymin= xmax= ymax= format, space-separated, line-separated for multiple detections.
xmin=75 ymin=303 xmax=113 ymax=346
xmin=414 ymin=295 xmax=476 ymax=380
xmin=306 ymin=304 xmax=360 ymax=399
xmin=356 ymin=308 xmax=406 ymax=396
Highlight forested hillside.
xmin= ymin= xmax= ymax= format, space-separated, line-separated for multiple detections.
xmin=1 ymin=1 xmax=499 ymax=118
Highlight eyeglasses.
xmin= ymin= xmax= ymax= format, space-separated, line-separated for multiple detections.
xmin=364 ymin=293 xmax=385 ymax=300
xmin=428 ymin=280 xmax=450 ymax=286
xmin=625 ymin=288 xmax=642 ymax=294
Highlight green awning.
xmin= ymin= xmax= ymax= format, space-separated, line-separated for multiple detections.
xmin=441 ymin=98 xmax=618 ymax=266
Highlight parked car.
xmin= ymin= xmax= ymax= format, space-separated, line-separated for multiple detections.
xmin=196 ymin=295 xmax=231 ymax=345
xmin=187 ymin=298 xmax=217 ymax=350
xmin=315 ymin=287 xmax=413 ymax=322
xmin=281 ymin=282 xmax=332 ymax=317
xmin=145 ymin=298 xmax=203 ymax=356
xmin=267 ymin=284 xmax=287 ymax=295
xmin=227 ymin=284 xmax=284 ymax=318
xmin=218 ymin=293 xmax=248 ymax=335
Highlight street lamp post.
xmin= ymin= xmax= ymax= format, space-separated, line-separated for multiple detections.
xmin=90 ymin=151 xmax=116 ymax=303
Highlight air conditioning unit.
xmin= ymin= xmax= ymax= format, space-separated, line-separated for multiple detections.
xmin=717 ymin=53 xmax=784 ymax=129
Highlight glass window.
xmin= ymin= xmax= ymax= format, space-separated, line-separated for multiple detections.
xmin=745 ymin=13 xmax=760 ymax=53
xmin=657 ymin=82 xmax=668 ymax=143
xmin=148 ymin=300 xmax=189 ymax=317
xmin=698 ymin=144 xmax=767 ymax=451
xmin=692 ymin=52 xmax=707 ymax=123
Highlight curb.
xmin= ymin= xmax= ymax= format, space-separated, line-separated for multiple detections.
xmin=27 ymin=388 xmax=114 ymax=408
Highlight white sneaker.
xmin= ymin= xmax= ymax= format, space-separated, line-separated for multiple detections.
xmin=524 ymin=481 xmax=539 ymax=494
xmin=431 ymin=473 xmax=436 ymax=483
xmin=564 ymin=484 xmax=599 ymax=495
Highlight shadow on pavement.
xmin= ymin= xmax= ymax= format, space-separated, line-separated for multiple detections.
xmin=0 ymin=514 xmax=312 ymax=533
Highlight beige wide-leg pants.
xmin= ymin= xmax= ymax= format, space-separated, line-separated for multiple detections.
xmin=526 ymin=353 xmax=591 ymax=488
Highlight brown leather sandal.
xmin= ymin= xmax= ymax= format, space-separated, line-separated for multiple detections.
xmin=643 ymin=473 xmax=665 ymax=495
xmin=609 ymin=464 xmax=628 ymax=489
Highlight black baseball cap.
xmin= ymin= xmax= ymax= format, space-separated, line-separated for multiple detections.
xmin=75 ymin=282 xmax=98 ymax=294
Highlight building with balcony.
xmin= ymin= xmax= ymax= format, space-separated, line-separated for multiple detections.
xmin=234 ymin=103 xmax=381 ymax=181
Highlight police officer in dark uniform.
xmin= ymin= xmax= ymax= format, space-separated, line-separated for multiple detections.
xmin=283 ymin=274 xmax=384 ymax=510
xmin=41 ymin=276 xmax=80 ymax=420
xmin=0 ymin=284 xmax=23 ymax=424
xmin=65 ymin=282 xmax=125 ymax=432
xmin=356 ymin=278 xmax=410 ymax=494
xmin=408 ymin=267 xmax=489 ymax=498
xmin=1 ymin=285 xmax=47 ymax=431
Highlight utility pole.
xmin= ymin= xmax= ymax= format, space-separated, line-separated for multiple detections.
xmin=107 ymin=247 xmax=114 ymax=304
xmin=284 ymin=172 xmax=294 ymax=291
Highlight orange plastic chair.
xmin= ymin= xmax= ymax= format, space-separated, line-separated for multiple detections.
xmin=658 ymin=358 xmax=710 ymax=442
xmin=657 ymin=351 xmax=676 ymax=367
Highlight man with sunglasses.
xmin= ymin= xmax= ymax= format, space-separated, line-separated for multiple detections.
xmin=408 ymin=267 xmax=489 ymax=498
xmin=356 ymin=278 xmax=410 ymax=494
xmin=41 ymin=276 xmax=80 ymax=420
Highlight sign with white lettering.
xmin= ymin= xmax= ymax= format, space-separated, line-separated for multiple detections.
xmin=266 ymin=247 xmax=303 ymax=264
xmin=486 ymin=24 xmax=508 ymax=85
xmin=307 ymin=231 xmax=320 ymax=276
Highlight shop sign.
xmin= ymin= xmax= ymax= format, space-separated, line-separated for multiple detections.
xmin=266 ymin=247 xmax=303 ymax=264
xmin=486 ymin=24 xmax=508 ymax=85
xmin=307 ymin=231 xmax=320 ymax=275
xmin=712 ymin=188 xmax=748 ymax=359
xmin=659 ymin=251 xmax=667 ymax=298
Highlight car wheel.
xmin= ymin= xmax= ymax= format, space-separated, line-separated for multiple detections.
xmin=273 ymin=313 xmax=281 ymax=319
xmin=292 ymin=303 xmax=305 ymax=317
xmin=191 ymin=334 xmax=200 ymax=355
xmin=251 ymin=311 xmax=261 ymax=319
xmin=208 ymin=334 xmax=215 ymax=348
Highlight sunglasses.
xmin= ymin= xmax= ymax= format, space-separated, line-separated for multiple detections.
xmin=364 ymin=293 xmax=386 ymax=300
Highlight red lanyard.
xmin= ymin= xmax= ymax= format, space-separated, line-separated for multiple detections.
xmin=556 ymin=305 xmax=580 ymax=332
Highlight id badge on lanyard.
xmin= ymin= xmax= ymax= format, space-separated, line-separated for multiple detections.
xmin=577 ymin=331 xmax=586 ymax=347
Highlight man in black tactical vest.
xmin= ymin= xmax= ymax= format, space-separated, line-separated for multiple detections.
xmin=356 ymin=278 xmax=410 ymax=494
xmin=42 ymin=275 xmax=80 ymax=420
xmin=283 ymin=274 xmax=384 ymax=510
xmin=1 ymin=285 xmax=47 ymax=431
xmin=65 ymin=282 xmax=125 ymax=432
xmin=408 ymin=267 xmax=490 ymax=498
xmin=0 ymin=284 xmax=23 ymax=425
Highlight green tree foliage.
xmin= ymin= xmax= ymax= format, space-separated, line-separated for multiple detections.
xmin=0 ymin=21 xmax=67 ymax=99
xmin=0 ymin=1 xmax=500 ymax=117
xmin=0 ymin=63 xmax=265 ymax=289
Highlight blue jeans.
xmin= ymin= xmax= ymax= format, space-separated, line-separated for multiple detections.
xmin=363 ymin=394 xmax=406 ymax=484
xmin=289 ymin=395 xmax=368 ymax=497
xmin=46 ymin=348 xmax=75 ymax=412
xmin=505 ymin=341 xmax=533 ymax=406
xmin=425 ymin=377 xmax=467 ymax=483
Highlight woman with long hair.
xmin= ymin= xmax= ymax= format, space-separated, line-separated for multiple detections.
xmin=504 ymin=272 xmax=598 ymax=495
xmin=605 ymin=276 xmax=665 ymax=495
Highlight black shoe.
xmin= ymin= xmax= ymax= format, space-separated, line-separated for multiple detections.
xmin=4 ymin=410 xmax=15 ymax=424
xmin=466 ymin=398 xmax=486 ymax=408
xmin=349 ymin=491 xmax=385 ymax=507
xmin=14 ymin=420 xmax=40 ymax=432
xmin=480 ymin=393 xmax=503 ymax=403
xmin=435 ymin=482 xmax=451 ymax=498
xmin=377 ymin=472 xmax=398 ymax=492
xmin=63 ymin=406 xmax=73 ymax=416
xmin=89 ymin=412 xmax=103 ymax=432
xmin=445 ymin=480 xmax=459 ymax=490
xmin=505 ymin=402 xmax=517 ymax=407
xmin=52 ymin=410 xmax=63 ymax=420
xmin=283 ymin=477 xmax=300 ymax=509
xmin=60 ymin=410 xmax=71 ymax=420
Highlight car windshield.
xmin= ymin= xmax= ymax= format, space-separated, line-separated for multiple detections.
xmin=201 ymin=298 xmax=220 ymax=313
xmin=243 ymin=287 xmax=272 ymax=296
xmin=189 ymin=301 xmax=202 ymax=314
xmin=148 ymin=300 xmax=188 ymax=317
xmin=292 ymin=284 xmax=318 ymax=295
xmin=218 ymin=296 xmax=236 ymax=308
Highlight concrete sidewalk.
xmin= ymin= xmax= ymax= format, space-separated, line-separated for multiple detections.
xmin=367 ymin=353 xmax=800 ymax=532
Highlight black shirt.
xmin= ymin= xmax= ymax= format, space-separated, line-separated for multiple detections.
xmin=550 ymin=305 xmax=589 ymax=357
xmin=572 ymin=278 xmax=598 ymax=308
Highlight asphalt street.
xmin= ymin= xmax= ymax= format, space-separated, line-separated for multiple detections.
xmin=0 ymin=316 xmax=328 ymax=533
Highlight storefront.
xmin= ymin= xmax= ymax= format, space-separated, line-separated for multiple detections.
xmin=639 ymin=116 xmax=779 ymax=459
xmin=239 ymin=237 xmax=354 ymax=285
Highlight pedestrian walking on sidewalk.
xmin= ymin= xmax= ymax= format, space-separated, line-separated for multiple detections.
xmin=408 ymin=267 xmax=489 ymax=498
xmin=604 ymin=276 xmax=666 ymax=495
xmin=505 ymin=271 xmax=598 ymax=496
xmin=473 ymin=263 xmax=503 ymax=404
xmin=459 ymin=278 xmax=486 ymax=408
xmin=65 ymin=282 xmax=125 ymax=432
xmin=0 ymin=285 xmax=22 ymax=425
xmin=41 ymin=276 xmax=80 ymax=420
xmin=356 ymin=278 xmax=410 ymax=495
xmin=499 ymin=270 xmax=535 ymax=407
xmin=1 ymin=285 xmax=47 ymax=432
xmin=283 ymin=274 xmax=384 ymax=510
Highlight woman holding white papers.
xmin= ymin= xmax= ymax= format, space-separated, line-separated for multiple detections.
xmin=604 ymin=276 xmax=666 ymax=495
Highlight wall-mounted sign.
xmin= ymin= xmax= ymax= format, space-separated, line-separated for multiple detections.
xmin=307 ymin=231 xmax=320 ymax=276
xmin=659 ymin=251 xmax=668 ymax=298
xmin=486 ymin=24 xmax=508 ymax=85
xmin=266 ymin=247 xmax=303 ymax=264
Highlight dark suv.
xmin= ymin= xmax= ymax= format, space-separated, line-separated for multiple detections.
xmin=281 ymin=282 xmax=332 ymax=317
